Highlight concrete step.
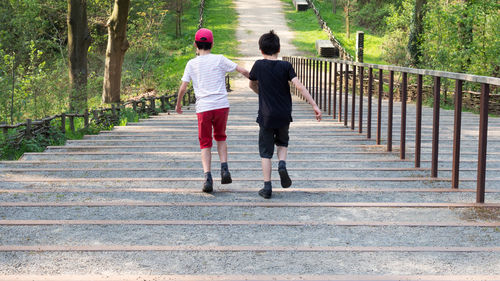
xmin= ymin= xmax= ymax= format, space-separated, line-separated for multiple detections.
xmin=3 ymin=166 xmax=500 ymax=181
xmin=2 ymin=223 xmax=499 ymax=248
xmin=1 ymin=189 xmax=500 ymax=203
xmin=1 ymin=250 xmax=499 ymax=276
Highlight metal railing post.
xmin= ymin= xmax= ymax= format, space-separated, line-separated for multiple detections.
xmin=351 ymin=65 xmax=356 ymax=130
xmin=415 ymin=75 xmax=423 ymax=168
xmin=344 ymin=64 xmax=349 ymax=127
xmin=324 ymin=60 xmax=328 ymax=111
xmin=333 ymin=62 xmax=337 ymax=118
xmin=400 ymin=72 xmax=407 ymax=159
xmin=387 ymin=71 xmax=394 ymax=152
xmin=359 ymin=66 xmax=364 ymax=133
xmin=431 ymin=76 xmax=441 ymax=178
xmin=328 ymin=61 xmax=332 ymax=116
xmin=367 ymin=68 xmax=373 ymax=139
xmin=338 ymin=63 xmax=343 ymax=122
xmin=319 ymin=60 xmax=323 ymax=110
xmin=452 ymin=80 xmax=463 ymax=189
xmin=377 ymin=69 xmax=383 ymax=145
xmin=476 ymin=83 xmax=489 ymax=203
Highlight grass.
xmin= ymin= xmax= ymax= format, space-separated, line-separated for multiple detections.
xmin=1 ymin=0 xmax=239 ymax=160
xmin=281 ymin=0 xmax=386 ymax=64
xmin=281 ymin=0 xmax=329 ymax=56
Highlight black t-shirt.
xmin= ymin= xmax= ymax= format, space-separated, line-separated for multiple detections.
xmin=249 ymin=59 xmax=297 ymax=128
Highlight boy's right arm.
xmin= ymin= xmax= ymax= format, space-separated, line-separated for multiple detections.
xmin=175 ymin=81 xmax=189 ymax=114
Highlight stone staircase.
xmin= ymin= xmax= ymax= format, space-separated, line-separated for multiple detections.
xmin=1 ymin=86 xmax=500 ymax=280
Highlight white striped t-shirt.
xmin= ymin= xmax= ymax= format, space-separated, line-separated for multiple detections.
xmin=181 ymin=54 xmax=237 ymax=113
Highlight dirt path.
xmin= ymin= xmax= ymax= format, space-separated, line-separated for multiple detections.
xmin=234 ymin=0 xmax=303 ymax=71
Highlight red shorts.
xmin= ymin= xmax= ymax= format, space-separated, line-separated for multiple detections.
xmin=196 ymin=107 xmax=230 ymax=149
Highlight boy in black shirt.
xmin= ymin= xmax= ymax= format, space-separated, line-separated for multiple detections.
xmin=249 ymin=30 xmax=322 ymax=199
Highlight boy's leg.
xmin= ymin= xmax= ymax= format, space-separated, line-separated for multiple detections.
xmin=275 ymin=125 xmax=292 ymax=188
xmin=201 ymin=148 xmax=212 ymax=173
xmin=213 ymin=108 xmax=232 ymax=184
xmin=258 ymin=126 xmax=274 ymax=198
xmin=197 ymin=111 xmax=214 ymax=193
xmin=261 ymin=158 xmax=272 ymax=182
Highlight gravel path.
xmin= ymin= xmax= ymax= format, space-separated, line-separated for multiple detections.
xmin=1 ymin=0 xmax=500 ymax=279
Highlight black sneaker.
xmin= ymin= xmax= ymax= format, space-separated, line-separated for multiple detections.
xmin=202 ymin=173 xmax=213 ymax=193
xmin=278 ymin=166 xmax=292 ymax=188
xmin=221 ymin=169 xmax=232 ymax=184
xmin=258 ymin=183 xmax=272 ymax=199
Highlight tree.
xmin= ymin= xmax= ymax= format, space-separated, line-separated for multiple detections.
xmin=67 ymin=0 xmax=91 ymax=112
xmin=343 ymin=0 xmax=352 ymax=39
xmin=102 ymin=0 xmax=130 ymax=104
xmin=408 ymin=0 xmax=427 ymax=66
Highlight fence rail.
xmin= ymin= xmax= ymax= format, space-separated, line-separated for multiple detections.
xmin=284 ymin=56 xmax=500 ymax=203
xmin=0 ymin=90 xmax=195 ymax=152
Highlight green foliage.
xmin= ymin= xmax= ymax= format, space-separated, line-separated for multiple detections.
xmin=383 ymin=0 xmax=413 ymax=66
xmin=421 ymin=0 xmax=500 ymax=77
xmin=352 ymin=1 xmax=393 ymax=33
xmin=0 ymin=125 xmax=66 ymax=160
xmin=281 ymin=0 xmax=329 ymax=56
xmin=281 ymin=0 xmax=386 ymax=64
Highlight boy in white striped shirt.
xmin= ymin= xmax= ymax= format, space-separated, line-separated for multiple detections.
xmin=176 ymin=28 xmax=250 ymax=193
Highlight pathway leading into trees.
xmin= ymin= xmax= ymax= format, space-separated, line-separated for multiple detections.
xmin=1 ymin=0 xmax=500 ymax=279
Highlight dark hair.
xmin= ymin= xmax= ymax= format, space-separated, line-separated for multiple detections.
xmin=259 ymin=30 xmax=280 ymax=55
xmin=195 ymin=41 xmax=212 ymax=50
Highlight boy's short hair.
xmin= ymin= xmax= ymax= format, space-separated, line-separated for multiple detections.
xmin=195 ymin=41 xmax=212 ymax=50
xmin=259 ymin=30 xmax=280 ymax=55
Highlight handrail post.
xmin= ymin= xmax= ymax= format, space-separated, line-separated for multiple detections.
xmin=367 ymin=68 xmax=373 ymax=139
xmin=61 ymin=113 xmax=66 ymax=134
xmin=328 ymin=61 xmax=332 ymax=116
xmin=324 ymin=60 xmax=328 ymax=111
xmin=431 ymin=76 xmax=441 ymax=178
xmin=92 ymin=110 xmax=99 ymax=125
xmin=333 ymin=62 xmax=337 ymax=118
xmin=315 ymin=60 xmax=319 ymax=103
xmin=400 ymin=72 xmax=407 ymax=159
xmin=344 ymin=64 xmax=349 ymax=127
xmin=415 ymin=75 xmax=423 ymax=168
xmin=376 ymin=69 xmax=383 ymax=145
xmin=84 ymin=109 xmax=89 ymax=129
xmin=69 ymin=115 xmax=75 ymax=133
xmin=387 ymin=71 xmax=394 ymax=152
xmin=25 ymin=119 xmax=32 ymax=139
xmin=452 ymin=80 xmax=463 ymax=189
xmin=338 ymin=63 xmax=343 ymax=122
xmin=359 ymin=66 xmax=364 ymax=133
xmin=476 ymin=83 xmax=489 ymax=203
xmin=351 ymin=65 xmax=356 ymax=130
xmin=319 ymin=60 xmax=323 ymax=110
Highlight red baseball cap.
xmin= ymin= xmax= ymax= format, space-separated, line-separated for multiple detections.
xmin=195 ymin=28 xmax=213 ymax=43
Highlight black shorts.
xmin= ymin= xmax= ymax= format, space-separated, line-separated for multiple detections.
xmin=259 ymin=124 xmax=289 ymax=159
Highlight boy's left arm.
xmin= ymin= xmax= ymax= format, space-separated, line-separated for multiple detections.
xmin=291 ymin=77 xmax=322 ymax=121
xmin=236 ymin=65 xmax=250 ymax=79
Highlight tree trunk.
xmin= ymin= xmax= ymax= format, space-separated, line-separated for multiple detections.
xmin=345 ymin=0 xmax=350 ymax=39
xmin=408 ymin=0 xmax=427 ymax=66
xmin=458 ymin=0 xmax=472 ymax=72
xmin=102 ymin=0 xmax=130 ymax=104
xmin=332 ymin=0 xmax=337 ymax=14
xmin=68 ymin=0 xmax=91 ymax=112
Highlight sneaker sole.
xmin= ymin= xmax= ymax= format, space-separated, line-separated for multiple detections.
xmin=202 ymin=184 xmax=213 ymax=193
xmin=258 ymin=189 xmax=272 ymax=199
xmin=221 ymin=177 xmax=232 ymax=184
xmin=278 ymin=168 xmax=292 ymax=188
